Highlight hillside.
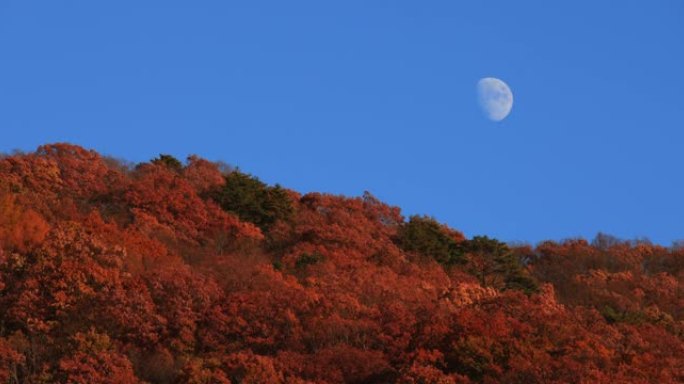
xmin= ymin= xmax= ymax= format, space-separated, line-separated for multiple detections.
xmin=0 ymin=143 xmax=682 ymax=383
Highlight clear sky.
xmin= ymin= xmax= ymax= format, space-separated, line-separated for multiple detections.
xmin=1 ymin=1 xmax=683 ymax=245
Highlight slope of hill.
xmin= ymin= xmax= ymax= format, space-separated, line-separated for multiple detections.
xmin=0 ymin=144 xmax=682 ymax=383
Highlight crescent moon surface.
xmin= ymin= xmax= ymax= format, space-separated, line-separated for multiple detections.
xmin=477 ymin=77 xmax=513 ymax=122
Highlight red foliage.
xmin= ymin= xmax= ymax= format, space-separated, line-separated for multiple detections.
xmin=0 ymin=337 xmax=24 ymax=384
xmin=57 ymin=329 xmax=141 ymax=384
xmin=125 ymin=163 xmax=262 ymax=256
xmin=183 ymin=155 xmax=226 ymax=194
xmin=0 ymin=144 xmax=682 ymax=383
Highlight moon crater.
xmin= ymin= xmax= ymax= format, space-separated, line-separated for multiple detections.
xmin=477 ymin=77 xmax=513 ymax=122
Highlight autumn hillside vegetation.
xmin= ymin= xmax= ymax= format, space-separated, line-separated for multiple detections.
xmin=0 ymin=144 xmax=682 ymax=383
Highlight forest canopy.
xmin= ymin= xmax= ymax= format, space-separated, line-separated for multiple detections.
xmin=0 ymin=144 xmax=682 ymax=383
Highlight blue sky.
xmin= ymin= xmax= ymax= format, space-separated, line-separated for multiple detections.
xmin=1 ymin=1 xmax=683 ymax=245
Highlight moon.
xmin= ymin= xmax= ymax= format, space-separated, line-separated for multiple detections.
xmin=477 ymin=77 xmax=513 ymax=122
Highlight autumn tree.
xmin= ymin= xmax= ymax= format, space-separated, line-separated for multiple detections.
xmin=0 ymin=143 xmax=682 ymax=383
xmin=56 ymin=329 xmax=141 ymax=384
xmin=0 ymin=191 xmax=50 ymax=252
xmin=183 ymin=155 xmax=225 ymax=194
xmin=0 ymin=337 xmax=23 ymax=384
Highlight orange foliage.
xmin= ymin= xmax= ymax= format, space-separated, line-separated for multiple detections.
xmin=0 ymin=144 xmax=682 ymax=383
